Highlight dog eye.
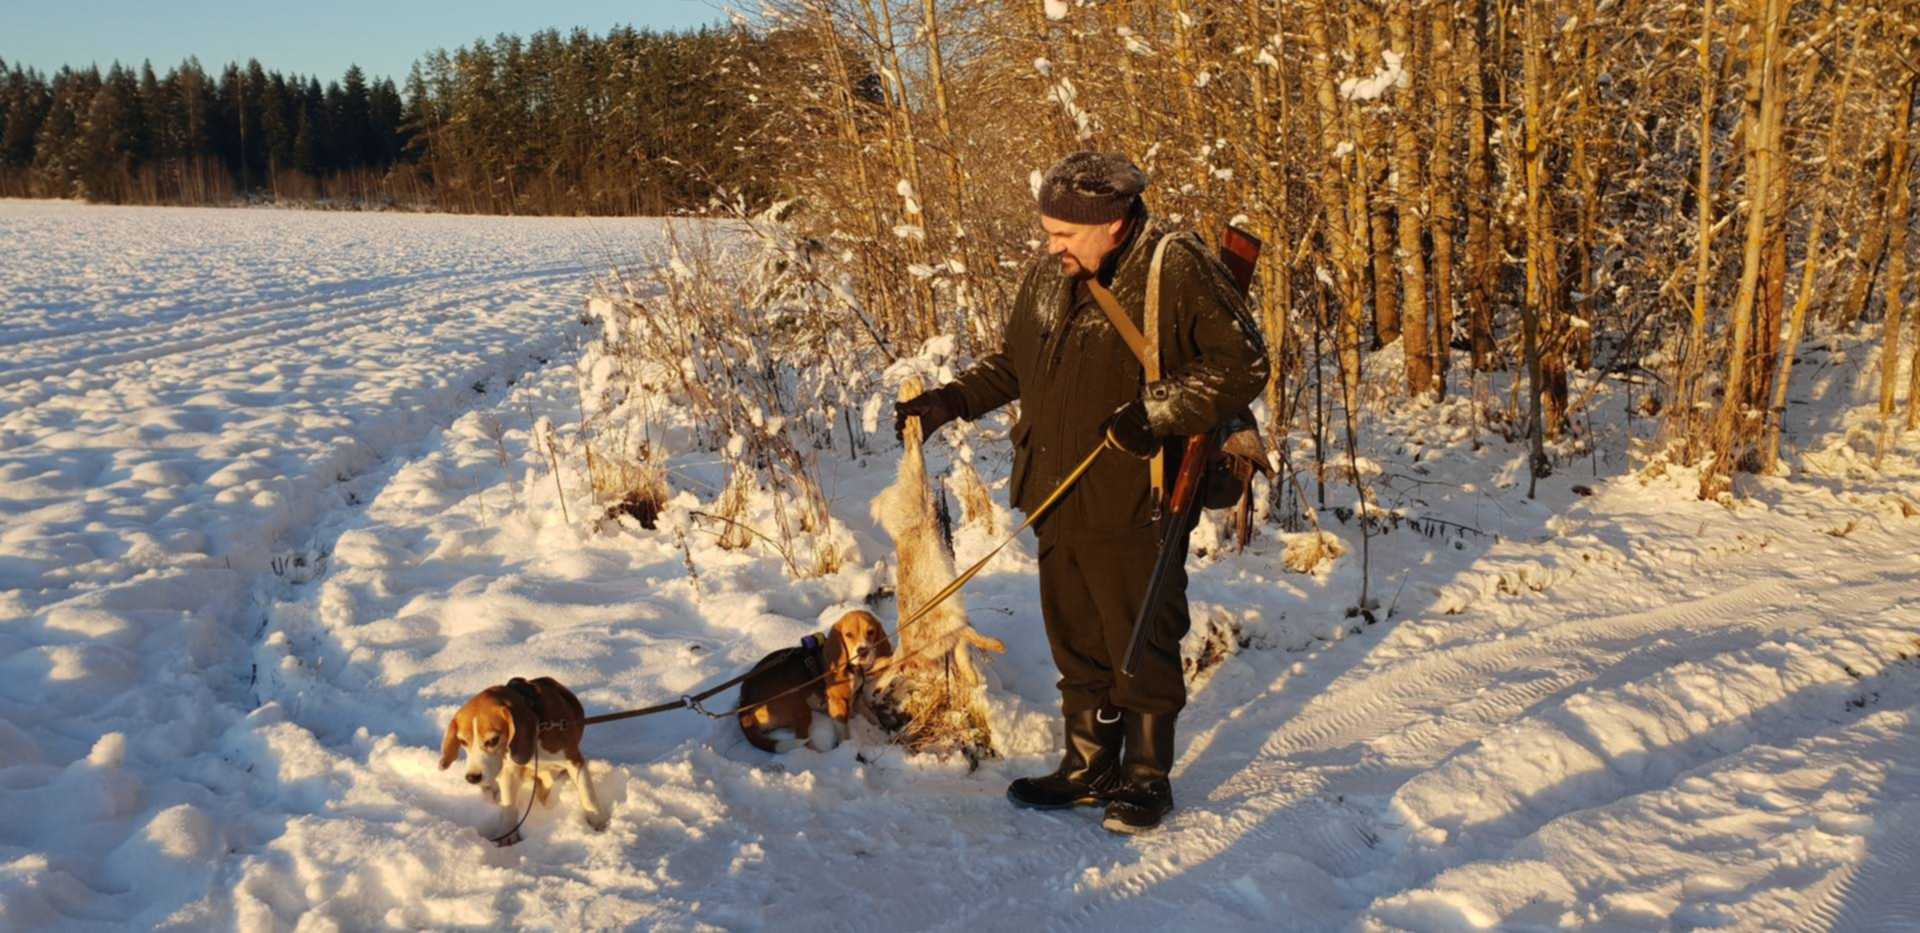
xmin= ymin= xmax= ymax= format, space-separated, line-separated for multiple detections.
xmin=483 ymin=736 xmax=500 ymax=749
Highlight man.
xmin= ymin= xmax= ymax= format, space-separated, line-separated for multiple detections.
xmin=893 ymin=151 xmax=1268 ymax=833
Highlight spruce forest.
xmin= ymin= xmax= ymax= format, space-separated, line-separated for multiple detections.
xmin=0 ymin=27 xmax=781 ymax=214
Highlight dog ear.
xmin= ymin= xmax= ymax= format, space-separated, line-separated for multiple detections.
xmin=822 ymin=626 xmax=851 ymax=680
xmin=439 ymin=715 xmax=462 ymax=770
xmin=507 ymin=699 xmax=536 ymax=766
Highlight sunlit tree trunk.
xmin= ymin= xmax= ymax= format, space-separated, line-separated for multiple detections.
xmin=1245 ymin=0 xmax=1294 ymax=446
xmin=1390 ymin=0 xmax=1435 ymax=395
xmin=1519 ymin=0 xmax=1554 ymax=478
xmin=1354 ymin=9 xmax=1401 ymax=347
xmin=1430 ymin=0 xmax=1460 ymax=395
xmin=1462 ymin=0 xmax=1498 ymax=370
xmin=1702 ymin=0 xmax=1788 ymax=496
xmin=1763 ymin=18 xmax=1859 ymax=471
xmin=1306 ymin=0 xmax=1368 ymax=413
xmin=1677 ymin=0 xmax=1718 ymax=456
xmin=1876 ymin=76 xmax=1918 ymax=440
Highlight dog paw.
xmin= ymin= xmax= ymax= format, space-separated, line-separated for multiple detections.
xmin=585 ymin=812 xmax=610 ymax=833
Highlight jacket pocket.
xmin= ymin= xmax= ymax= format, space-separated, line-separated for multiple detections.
xmin=1008 ymin=417 xmax=1034 ymax=513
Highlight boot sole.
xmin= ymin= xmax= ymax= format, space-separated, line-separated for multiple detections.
xmin=1007 ymin=789 xmax=1104 ymax=810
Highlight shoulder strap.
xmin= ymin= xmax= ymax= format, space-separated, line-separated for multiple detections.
xmin=1085 ymin=280 xmax=1153 ymax=368
xmin=1083 ymin=234 xmax=1176 ymax=509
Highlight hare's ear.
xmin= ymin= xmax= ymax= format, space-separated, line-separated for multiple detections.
xmin=438 ymin=716 xmax=462 ymax=770
xmin=507 ymin=699 xmax=536 ymax=766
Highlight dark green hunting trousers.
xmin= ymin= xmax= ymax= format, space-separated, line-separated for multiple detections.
xmin=1036 ymin=521 xmax=1192 ymax=717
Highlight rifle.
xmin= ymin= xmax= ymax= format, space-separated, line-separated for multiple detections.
xmin=1119 ymin=225 xmax=1261 ymax=677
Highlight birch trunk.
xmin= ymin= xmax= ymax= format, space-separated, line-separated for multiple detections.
xmin=1762 ymin=21 xmax=1859 ymax=471
xmin=1702 ymin=0 xmax=1787 ymax=496
xmin=1520 ymin=0 xmax=1558 ymax=468
xmin=1246 ymin=0 xmax=1294 ymax=448
xmin=1679 ymin=0 xmax=1718 ymax=455
xmin=1839 ymin=144 xmax=1896 ymax=328
xmin=1390 ymin=0 xmax=1435 ymax=396
xmin=1355 ymin=10 xmax=1402 ymax=347
xmin=1306 ymin=0 xmax=1368 ymax=413
xmin=1876 ymin=77 xmax=1917 ymax=430
xmin=1430 ymin=0 xmax=1461 ymax=394
xmin=1462 ymin=0 xmax=1498 ymax=370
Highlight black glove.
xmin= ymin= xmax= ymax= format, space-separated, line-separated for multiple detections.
xmin=1101 ymin=400 xmax=1159 ymax=458
xmin=893 ymin=386 xmax=963 ymax=441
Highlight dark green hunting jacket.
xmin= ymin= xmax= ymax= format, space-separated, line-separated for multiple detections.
xmin=947 ymin=213 xmax=1269 ymax=534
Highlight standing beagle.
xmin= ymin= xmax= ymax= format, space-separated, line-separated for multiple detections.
xmin=440 ymin=676 xmax=608 ymax=843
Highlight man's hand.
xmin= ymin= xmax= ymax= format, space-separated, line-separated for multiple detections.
xmin=1100 ymin=400 xmax=1158 ymax=458
xmin=893 ymin=386 xmax=963 ymax=441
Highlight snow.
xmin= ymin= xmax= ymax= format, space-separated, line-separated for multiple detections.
xmin=5 ymin=200 xmax=1920 ymax=930
xmin=1341 ymin=49 xmax=1409 ymax=102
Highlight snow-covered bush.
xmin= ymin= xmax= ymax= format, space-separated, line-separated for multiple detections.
xmin=581 ymin=203 xmax=889 ymax=576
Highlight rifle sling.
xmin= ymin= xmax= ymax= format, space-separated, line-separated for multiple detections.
xmin=1085 ymin=235 xmax=1174 ymax=509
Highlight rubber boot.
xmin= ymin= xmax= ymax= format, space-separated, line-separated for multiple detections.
xmin=1102 ymin=711 xmax=1175 ymax=834
xmin=1007 ymin=706 xmax=1123 ymax=809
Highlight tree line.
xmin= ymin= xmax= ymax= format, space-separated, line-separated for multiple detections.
xmin=0 ymin=57 xmax=407 ymax=205
xmin=0 ymin=25 xmax=783 ymax=213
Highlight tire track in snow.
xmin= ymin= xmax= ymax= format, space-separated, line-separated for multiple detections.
xmin=1244 ymin=578 xmax=1797 ymax=770
xmin=1050 ymin=574 xmax=1825 ymax=926
xmin=1800 ymin=792 xmax=1920 ymax=932
xmin=4 ymin=264 xmax=493 ymax=356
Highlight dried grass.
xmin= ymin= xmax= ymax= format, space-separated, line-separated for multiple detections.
xmin=1282 ymin=530 xmax=1350 ymax=575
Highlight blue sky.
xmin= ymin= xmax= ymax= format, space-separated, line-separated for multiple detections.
xmin=1 ymin=0 xmax=728 ymax=83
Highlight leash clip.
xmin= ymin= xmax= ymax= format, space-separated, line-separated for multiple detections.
xmin=682 ymin=694 xmax=720 ymax=719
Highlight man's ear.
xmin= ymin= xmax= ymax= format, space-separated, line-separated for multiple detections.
xmin=1104 ymin=216 xmax=1127 ymax=241
xmin=439 ymin=716 xmax=462 ymax=770
xmin=507 ymin=702 xmax=536 ymax=766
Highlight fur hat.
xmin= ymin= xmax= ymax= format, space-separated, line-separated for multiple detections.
xmin=1036 ymin=151 xmax=1148 ymax=224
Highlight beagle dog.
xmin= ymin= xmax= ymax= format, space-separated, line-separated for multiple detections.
xmin=737 ymin=610 xmax=894 ymax=753
xmin=439 ymin=676 xmax=608 ymax=843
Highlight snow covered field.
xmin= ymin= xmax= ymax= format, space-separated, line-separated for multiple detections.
xmin=4 ymin=200 xmax=1920 ymax=931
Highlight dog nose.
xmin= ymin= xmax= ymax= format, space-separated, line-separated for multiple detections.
xmin=466 ymin=773 xmax=482 ymax=785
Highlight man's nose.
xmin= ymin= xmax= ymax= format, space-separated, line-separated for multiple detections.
xmin=466 ymin=773 xmax=482 ymax=785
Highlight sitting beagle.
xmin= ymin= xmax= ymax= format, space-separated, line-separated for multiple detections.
xmin=737 ymin=610 xmax=894 ymax=753
xmin=439 ymin=676 xmax=608 ymax=843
